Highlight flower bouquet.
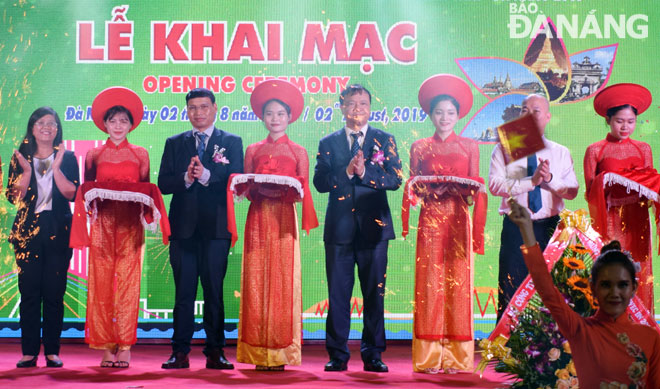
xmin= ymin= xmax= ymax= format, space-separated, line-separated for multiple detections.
xmin=478 ymin=240 xmax=596 ymax=388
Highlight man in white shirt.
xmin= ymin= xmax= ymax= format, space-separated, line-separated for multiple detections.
xmin=488 ymin=94 xmax=579 ymax=321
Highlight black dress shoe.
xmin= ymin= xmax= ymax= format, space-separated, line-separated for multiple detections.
xmin=16 ymin=356 xmax=38 ymax=368
xmin=363 ymin=359 xmax=388 ymax=372
xmin=206 ymin=349 xmax=234 ymax=370
xmin=324 ymin=359 xmax=348 ymax=371
xmin=45 ymin=355 xmax=63 ymax=368
xmin=161 ymin=352 xmax=189 ymax=369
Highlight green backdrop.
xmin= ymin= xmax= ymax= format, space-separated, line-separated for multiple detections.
xmin=0 ymin=0 xmax=658 ymax=340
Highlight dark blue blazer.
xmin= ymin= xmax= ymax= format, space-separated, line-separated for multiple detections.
xmin=7 ymin=151 xmax=79 ymax=255
xmin=313 ymin=126 xmax=402 ymax=244
xmin=158 ymin=127 xmax=243 ymax=240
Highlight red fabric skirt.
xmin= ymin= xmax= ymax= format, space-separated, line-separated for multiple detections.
xmin=240 ymin=197 xmax=297 ymax=348
xmin=414 ymin=195 xmax=473 ymax=341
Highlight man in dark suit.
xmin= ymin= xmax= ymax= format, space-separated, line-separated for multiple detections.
xmin=313 ymin=84 xmax=402 ymax=373
xmin=158 ymin=88 xmax=243 ymax=369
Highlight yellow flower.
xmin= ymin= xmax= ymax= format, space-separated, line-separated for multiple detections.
xmin=555 ymin=368 xmax=570 ymax=380
xmin=567 ymin=275 xmax=590 ymax=294
xmin=581 ymin=289 xmax=599 ymax=309
xmin=567 ymin=359 xmax=577 ymax=376
xmin=562 ymin=342 xmax=572 ymax=354
xmin=569 ymin=243 xmax=591 ymax=255
xmin=563 ymin=256 xmax=586 ymax=270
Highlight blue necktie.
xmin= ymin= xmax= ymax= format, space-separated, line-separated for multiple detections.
xmin=196 ymin=132 xmax=207 ymax=159
xmin=527 ymin=153 xmax=542 ymax=213
xmin=350 ymin=132 xmax=361 ymax=157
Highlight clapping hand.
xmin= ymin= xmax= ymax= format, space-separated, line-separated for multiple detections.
xmin=187 ymin=157 xmax=196 ymax=180
xmin=14 ymin=150 xmax=30 ymax=172
xmin=346 ymin=149 xmax=365 ymax=177
xmin=531 ymin=158 xmax=551 ymax=186
xmin=53 ymin=143 xmax=65 ymax=171
xmin=190 ymin=156 xmax=205 ymax=180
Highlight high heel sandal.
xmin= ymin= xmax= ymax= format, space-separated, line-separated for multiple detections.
xmin=100 ymin=345 xmax=118 ymax=368
xmin=114 ymin=348 xmax=130 ymax=368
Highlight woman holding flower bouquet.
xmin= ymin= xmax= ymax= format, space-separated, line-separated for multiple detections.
xmin=234 ymin=80 xmax=318 ymax=370
xmin=584 ymin=83 xmax=657 ymax=314
xmin=401 ymin=75 xmax=487 ymax=374
xmin=508 ymin=198 xmax=660 ymax=388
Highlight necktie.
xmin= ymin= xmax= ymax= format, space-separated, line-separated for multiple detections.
xmin=350 ymin=132 xmax=361 ymax=157
xmin=527 ymin=153 xmax=542 ymax=213
xmin=196 ymin=132 xmax=208 ymax=159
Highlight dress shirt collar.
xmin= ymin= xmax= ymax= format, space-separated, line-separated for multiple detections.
xmin=193 ymin=125 xmax=214 ymax=138
xmin=344 ymin=124 xmax=368 ymax=139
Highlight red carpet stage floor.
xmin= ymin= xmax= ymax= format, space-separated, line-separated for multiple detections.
xmin=0 ymin=342 xmax=512 ymax=388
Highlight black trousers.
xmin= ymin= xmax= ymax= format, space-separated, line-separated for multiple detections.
xmin=497 ymin=214 xmax=559 ymax=321
xmin=169 ymin=231 xmax=230 ymax=355
xmin=16 ymin=211 xmax=71 ymax=356
xmin=325 ymin=240 xmax=388 ymax=363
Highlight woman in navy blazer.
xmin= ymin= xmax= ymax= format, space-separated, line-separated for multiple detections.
xmin=7 ymin=107 xmax=79 ymax=368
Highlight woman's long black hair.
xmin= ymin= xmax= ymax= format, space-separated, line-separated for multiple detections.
xmin=18 ymin=106 xmax=64 ymax=159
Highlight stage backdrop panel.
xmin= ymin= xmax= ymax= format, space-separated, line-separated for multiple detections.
xmin=0 ymin=0 xmax=658 ymax=340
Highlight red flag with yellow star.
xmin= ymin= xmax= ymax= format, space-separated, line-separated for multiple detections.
xmin=497 ymin=113 xmax=545 ymax=163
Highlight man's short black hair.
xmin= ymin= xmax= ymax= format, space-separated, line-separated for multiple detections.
xmin=186 ymin=88 xmax=216 ymax=104
xmin=339 ymin=84 xmax=371 ymax=105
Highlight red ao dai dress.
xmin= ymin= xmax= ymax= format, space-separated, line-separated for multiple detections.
xmin=236 ymin=135 xmax=318 ymax=367
xmin=83 ymin=139 xmax=150 ymax=350
xmin=407 ymin=132 xmax=485 ymax=372
xmin=584 ymin=134 xmax=655 ymax=314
